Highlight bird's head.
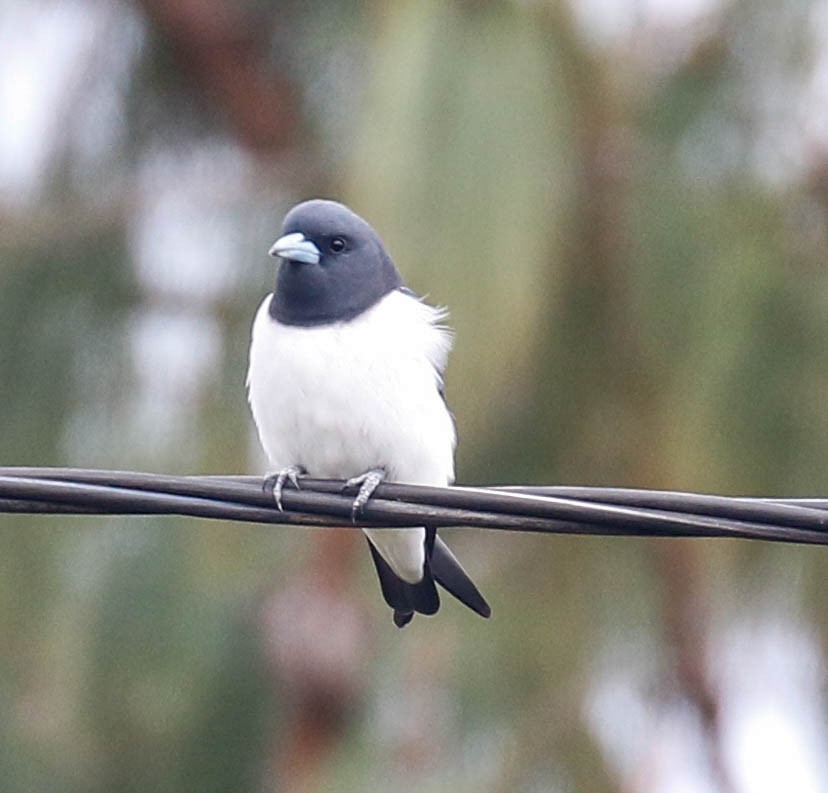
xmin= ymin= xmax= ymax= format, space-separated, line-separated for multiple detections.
xmin=267 ymin=199 xmax=403 ymax=326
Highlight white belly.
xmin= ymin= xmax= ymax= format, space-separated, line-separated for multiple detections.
xmin=246 ymin=290 xmax=456 ymax=583
xmin=247 ymin=290 xmax=455 ymax=484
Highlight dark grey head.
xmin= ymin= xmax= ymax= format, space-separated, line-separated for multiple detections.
xmin=267 ymin=199 xmax=404 ymax=326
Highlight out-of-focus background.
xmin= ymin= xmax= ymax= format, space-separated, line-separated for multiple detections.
xmin=2 ymin=1 xmax=828 ymax=791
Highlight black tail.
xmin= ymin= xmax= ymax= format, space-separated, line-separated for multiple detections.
xmin=366 ymin=535 xmax=439 ymax=628
xmin=366 ymin=530 xmax=490 ymax=627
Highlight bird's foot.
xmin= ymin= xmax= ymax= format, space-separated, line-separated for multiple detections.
xmin=263 ymin=465 xmax=306 ymax=511
xmin=342 ymin=467 xmax=387 ymax=522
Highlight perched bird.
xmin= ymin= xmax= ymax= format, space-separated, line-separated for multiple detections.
xmin=247 ymin=199 xmax=491 ymax=627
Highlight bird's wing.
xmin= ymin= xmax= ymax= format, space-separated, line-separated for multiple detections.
xmin=366 ymin=534 xmax=440 ymax=619
xmin=430 ymin=537 xmax=491 ymax=618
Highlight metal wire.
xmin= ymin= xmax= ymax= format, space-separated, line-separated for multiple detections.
xmin=1 ymin=466 xmax=827 ymax=546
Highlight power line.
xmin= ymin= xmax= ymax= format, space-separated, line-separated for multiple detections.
xmin=0 ymin=467 xmax=826 ymax=545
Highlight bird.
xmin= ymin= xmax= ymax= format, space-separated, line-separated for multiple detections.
xmin=246 ymin=198 xmax=491 ymax=627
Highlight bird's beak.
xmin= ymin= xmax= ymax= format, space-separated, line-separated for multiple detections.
xmin=268 ymin=232 xmax=321 ymax=265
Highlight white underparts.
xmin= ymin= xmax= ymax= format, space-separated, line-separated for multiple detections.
xmin=247 ymin=289 xmax=455 ymax=582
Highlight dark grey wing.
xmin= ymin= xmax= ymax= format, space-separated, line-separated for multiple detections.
xmin=430 ymin=537 xmax=491 ymax=618
xmin=366 ymin=529 xmax=440 ymax=628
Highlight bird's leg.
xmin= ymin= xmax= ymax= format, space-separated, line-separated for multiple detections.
xmin=343 ymin=467 xmax=387 ymax=522
xmin=263 ymin=465 xmax=306 ymax=511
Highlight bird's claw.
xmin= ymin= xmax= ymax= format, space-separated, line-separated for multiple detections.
xmin=263 ymin=465 xmax=305 ymax=511
xmin=343 ymin=468 xmax=386 ymax=522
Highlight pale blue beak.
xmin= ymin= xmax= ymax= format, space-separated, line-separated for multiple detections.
xmin=269 ymin=232 xmax=321 ymax=265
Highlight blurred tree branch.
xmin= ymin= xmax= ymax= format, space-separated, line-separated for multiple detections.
xmin=659 ymin=542 xmax=738 ymax=793
xmin=135 ymin=0 xmax=298 ymax=153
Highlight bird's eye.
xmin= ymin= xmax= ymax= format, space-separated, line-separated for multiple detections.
xmin=330 ymin=237 xmax=346 ymax=253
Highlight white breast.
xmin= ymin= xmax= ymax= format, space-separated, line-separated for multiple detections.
xmin=247 ymin=289 xmax=456 ymax=487
xmin=247 ymin=290 xmax=456 ymax=585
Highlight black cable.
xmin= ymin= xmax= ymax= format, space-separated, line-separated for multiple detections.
xmin=0 ymin=466 xmax=827 ymax=546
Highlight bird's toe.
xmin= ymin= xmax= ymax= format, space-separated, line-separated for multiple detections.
xmin=263 ymin=465 xmax=305 ymax=511
xmin=345 ymin=468 xmax=386 ymax=521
